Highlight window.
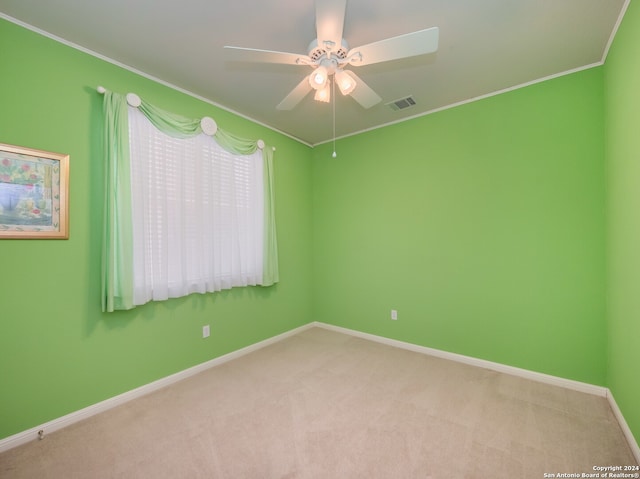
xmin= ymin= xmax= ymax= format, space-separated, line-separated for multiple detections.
xmin=101 ymin=91 xmax=278 ymax=312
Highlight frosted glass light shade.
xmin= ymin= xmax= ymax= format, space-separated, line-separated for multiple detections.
xmin=314 ymin=83 xmax=331 ymax=103
xmin=309 ymin=66 xmax=328 ymax=90
xmin=335 ymin=70 xmax=356 ymax=95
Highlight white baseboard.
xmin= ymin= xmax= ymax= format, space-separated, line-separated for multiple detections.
xmin=0 ymin=322 xmax=315 ymax=454
xmin=2 ymin=320 xmax=638 ymax=461
xmin=314 ymin=322 xmax=640 ymax=459
xmin=607 ymin=390 xmax=640 ymax=463
xmin=314 ymin=322 xmax=608 ymax=396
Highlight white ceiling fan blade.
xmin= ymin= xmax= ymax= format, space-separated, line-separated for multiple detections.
xmin=315 ymin=0 xmax=347 ymax=52
xmin=276 ymin=76 xmax=314 ymax=110
xmin=347 ymin=27 xmax=439 ymax=67
xmin=224 ymin=46 xmax=311 ymax=66
xmin=343 ymin=70 xmax=382 ymax=109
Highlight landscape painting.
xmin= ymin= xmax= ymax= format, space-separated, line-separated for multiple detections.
xmin=0 ymin=143 xmax=69 ymax=239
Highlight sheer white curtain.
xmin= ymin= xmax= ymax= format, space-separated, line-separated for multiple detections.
xmin=128 ymin=106 xmax=264 ymax=305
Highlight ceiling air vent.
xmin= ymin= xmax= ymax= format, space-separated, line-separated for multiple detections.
xmin=386 ymin=96 xmax=416 ymax=111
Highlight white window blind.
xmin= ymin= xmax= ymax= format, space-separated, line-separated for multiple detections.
xmin=128 ymin=106 xmax=264 ymax=305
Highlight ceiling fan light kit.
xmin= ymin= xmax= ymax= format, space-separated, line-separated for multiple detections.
xmin=224 ymin=0 xmax=439 ymax=111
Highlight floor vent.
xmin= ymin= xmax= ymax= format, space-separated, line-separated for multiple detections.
xmin=387 ymin=96 xmax=417 ymax=111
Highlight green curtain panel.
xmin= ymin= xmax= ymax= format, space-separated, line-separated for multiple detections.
xmin=101 ymin=91 xmax=279 ymax=312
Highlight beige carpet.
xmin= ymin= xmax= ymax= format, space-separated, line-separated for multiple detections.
xmin=0 ymin=327 xmax=637 ymax=478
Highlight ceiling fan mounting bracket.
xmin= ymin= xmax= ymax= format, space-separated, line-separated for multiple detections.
xmin=323 ymin=40 xmax=336 ymax=50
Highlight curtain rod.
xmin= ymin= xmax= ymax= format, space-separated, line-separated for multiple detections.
xmin=96 ymin=86 xmax=275 ymax=151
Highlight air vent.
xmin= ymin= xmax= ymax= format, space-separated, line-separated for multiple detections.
xmin=386 ymin=96 xmax=417 ymax=111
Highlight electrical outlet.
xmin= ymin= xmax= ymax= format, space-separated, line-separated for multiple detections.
xmin=391 ymin=309 xmax=398 ymax=320
xmin=202 ymin=325 xmax=210 ymax=338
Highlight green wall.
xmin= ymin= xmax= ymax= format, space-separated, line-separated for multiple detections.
xmin=605 ymin=0 xmax=640 ymax=446
xmin=312 ymin=68 xmax=606 ymax=386
xmin=0 ymin=18 xmax=313 ymax=440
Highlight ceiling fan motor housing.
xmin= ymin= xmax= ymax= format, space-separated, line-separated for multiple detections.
xmin=307 ymin=38 xmax=349 ymax=62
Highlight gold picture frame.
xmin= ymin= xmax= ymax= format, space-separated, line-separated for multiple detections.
xmin=0 ymin=142 xmax=69 ymax=239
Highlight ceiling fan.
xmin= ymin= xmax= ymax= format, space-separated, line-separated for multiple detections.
xmin=224 ymin=0 xmax=439 ymax=111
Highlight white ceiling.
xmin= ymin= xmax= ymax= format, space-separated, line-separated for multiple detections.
xmin=0 ymin=0 xmax=628 ymax=146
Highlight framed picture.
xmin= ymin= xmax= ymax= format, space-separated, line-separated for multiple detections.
xmin=0 ymin=142 xmax=69 ymax=239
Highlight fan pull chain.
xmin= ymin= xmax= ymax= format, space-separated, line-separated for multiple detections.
xmin=332 ymin=78 xmax=337 ymax=158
